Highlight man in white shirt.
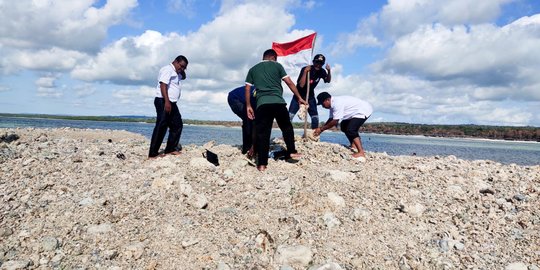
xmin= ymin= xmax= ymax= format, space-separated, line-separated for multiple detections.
xmin=313 ymin=92 xmax=373 ymax=162
xmin=148 ymin=55 xmax=188 ymax=158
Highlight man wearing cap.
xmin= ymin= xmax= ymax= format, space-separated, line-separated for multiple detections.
xmin=245 ymin=49 xmax=307 ymax=171
xmin=313 ymin=92 xmax=373 ymax=162
xmin=288 ymin=54 xmax=331 ymax=129
xmin=148 ymin=55 xmax=188 ymax=158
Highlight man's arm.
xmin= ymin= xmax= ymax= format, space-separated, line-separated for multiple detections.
xmin=314 ymin=118 xmax=339 ymax=136
xmin=324 ymin=64 xmax=331 ymax=83
xmin=160 ymin=82 xmax=172 ymax=113
xmin=283 ymin=76 xmax=307 ymax=105
xmin=297 ymin=66 xmax=310 ymax=88
xmin=245 ymin=84 xmax=255 ymax=120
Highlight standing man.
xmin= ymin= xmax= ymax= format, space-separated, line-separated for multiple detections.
xmin=148 ymin=55 xmax=188 ymax=158
xmin=313 ymin=92 xmax=373 ymax=162
xmin=288 ymin=54 xmax=331 ymax=129
xmin=227 ymin=85 xmax=257 ymax=157
xmin=245 ymin=49 xmax=307 ymax=171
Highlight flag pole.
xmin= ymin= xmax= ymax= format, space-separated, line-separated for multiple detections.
xmin=303 ymin=70 xmax=310 ymax=139
xmin=303 ymin=34 xmax=316 ymax=140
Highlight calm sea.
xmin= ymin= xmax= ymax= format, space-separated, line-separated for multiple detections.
xmin=1 ymin=116 xmax=539 ymax=166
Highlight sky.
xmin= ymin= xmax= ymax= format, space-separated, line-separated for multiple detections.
xmin=1 ymin=0 xmax=540 ymax=127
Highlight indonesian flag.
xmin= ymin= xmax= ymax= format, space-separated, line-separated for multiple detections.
xmin=272 ymin=32 xmax=316 ymax=73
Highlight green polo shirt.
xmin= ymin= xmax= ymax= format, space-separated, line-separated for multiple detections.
xmin=245 ymin=60 xmax=288 ymax=109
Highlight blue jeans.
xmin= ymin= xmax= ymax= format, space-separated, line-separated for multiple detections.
xmin=228 ymin=96 xmax=255 ymax=154
xmin=148 ymin=98 xmax=183 ymax=157
xmin=288 ymin=96 xmax=319 ymax=129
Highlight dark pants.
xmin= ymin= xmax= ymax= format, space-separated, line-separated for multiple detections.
xmin=228 ymin=96 xmax=255 ymax=154
xmin=340 ymin=117 xmax=367 ymax=144
xmin=288 ymin=95 xmax=319 ymax=129
xmin=148 ymin=97 xmax=183 ymax=157
xmin=256 ymin=103 xmax=297 ymax=166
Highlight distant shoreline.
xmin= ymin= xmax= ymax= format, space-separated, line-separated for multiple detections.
xmin=1 ymin=113 xmax=539 ymax=142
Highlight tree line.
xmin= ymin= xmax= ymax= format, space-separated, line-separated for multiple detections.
xmin=2 ymin=113 xmax=539 ymax=142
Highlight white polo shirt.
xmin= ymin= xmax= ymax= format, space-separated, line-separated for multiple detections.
xmin=330 ymin=96 xmax=373 ymax=121
xmin=155 ymin=63 xmax=182 ymax=102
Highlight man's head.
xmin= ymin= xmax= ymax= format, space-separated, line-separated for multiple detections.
xmin=312 ymin=54 xmax=325 ymax=70
xmin=173 ymin=55 xmax=188 ymax=78
xmin=263 ymin=49 xmax=278 ymax=61
xmin=316 ymin=91 xmax=332 ymax=108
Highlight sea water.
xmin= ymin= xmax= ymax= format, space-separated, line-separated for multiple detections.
xmin=1 ymin=116 xmax=539 ymax=166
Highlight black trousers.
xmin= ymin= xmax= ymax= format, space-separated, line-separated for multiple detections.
xmin=228 ymin=96 xmax=255 ymax=154
xmin=340 ymin=117 xmax=367 ymax=144
xmin=255 ymin=103 xmax=297 ymax=166
xmin=148 ymin=97 xmax=183 ymax=157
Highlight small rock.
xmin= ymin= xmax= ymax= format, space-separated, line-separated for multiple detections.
xmin=309 ymin=262 xmax=345 ymax=270
xmin=0 ymin=227 xmax=14 ymax=237
xmin=328 ymin=170 xmax=355 ymax=182
xmin=223 ymin=169 xmax=234 ymax=179
xmin=87 ymin=223 xmax=113 ymax=234
xmin=79 ymin=197 xmax=94 ymax=206
xmin=506 ymin=262 xmax=528 ymax=270
xmin=217 ymin=262 xmax=231 ymax=270
xmin=274 ymin=245 xmax=313 ymax=268
xmin=327 ymin=192 xmax=345 ymax=207
xmin=103 ymin=249 xmax=119 ymax=260
xmin=189 ymin=194 xmax=208 ymax=209
xmin=181 ymin=239 xmax=199 ymax=248
xmin=1 ymin=260 xmax=31 ymax=270
xmin=0 ymin=133 xmax=19 ymax=143
xmin=42 ymin=236 xmax=59 ymax=251
xmin=124 ymin=242 xmax=145 ymax=259
xmin=351 ymin=208 xmax=371 ymax=221
xmin=322 ymin=212 xmax=341 ymax=228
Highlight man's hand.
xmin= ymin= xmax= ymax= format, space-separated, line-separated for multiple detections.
xmin=247 ymin=105 xmax=255 ymax=120
xmin=298 ymin=98 xmax=308 ymax=105
xmin=325 ymin=64 xmax=331 ymax=72
xmin=164 ymin=101 xmax=172 ymax=113
xmin=314 ymin=127 xmax=322 ymax=136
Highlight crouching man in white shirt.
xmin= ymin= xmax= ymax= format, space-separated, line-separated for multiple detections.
xmin=313 ymin=91 xmax=373 ymax=162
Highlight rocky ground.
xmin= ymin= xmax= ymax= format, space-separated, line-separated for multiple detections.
xmin=0 ymin=128 xmax=539 ymax=270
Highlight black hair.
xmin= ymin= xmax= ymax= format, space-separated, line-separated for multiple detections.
xmin=174 ymin=55 xmax=188 ymax=64
xmin=263 ymin=49 xmax=277 ymax=59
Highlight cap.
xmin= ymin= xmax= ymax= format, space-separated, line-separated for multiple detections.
xmin=313 ymin=54 xmax=325 ymax=64
xmin=316 ymin=91 xmax=331 ymax=105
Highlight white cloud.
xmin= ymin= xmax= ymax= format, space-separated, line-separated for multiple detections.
xmin=168 ymin=0 xmax=196 ymax=18
xmin=0 ymin=0 xmax=137 ymax=53
xmin=0 ymin=85 xmax=10 ymax=92
xmin=73 ymin=84 xmax=97 ymax=98
xmin=377 ymin=14 xmax=540 ymax=103
xmin=379 ymin=0 xmax=515 ymax=38
xmin=72 ymin=2 xmax=298 ymax=90
xmin=35 ymin=74 xmax=63 ymax=98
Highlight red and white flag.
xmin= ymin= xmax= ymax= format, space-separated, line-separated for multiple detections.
xmin=272 ymin=32 xmax=316 ymax=73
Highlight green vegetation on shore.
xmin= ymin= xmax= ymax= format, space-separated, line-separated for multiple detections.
xmin=2 ymin=113 xmax=539 ymax=142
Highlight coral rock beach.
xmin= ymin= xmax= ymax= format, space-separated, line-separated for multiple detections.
xmin=1 ymin=128 xmax=539 ymax=269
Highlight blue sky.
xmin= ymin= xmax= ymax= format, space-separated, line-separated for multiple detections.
xmin=1 ymin=0 xmax=540 ymax=126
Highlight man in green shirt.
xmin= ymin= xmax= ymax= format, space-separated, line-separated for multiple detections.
xmin=245 ymin=49 xmax=307 ymax=171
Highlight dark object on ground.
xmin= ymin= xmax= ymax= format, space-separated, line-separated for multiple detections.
xmin=116 ymin=153 xmax=126 ymax=160
xmin=108 ymin=139 xmax=113 ymax=143
xmin=0 ymin=133 xmax=20 ymax=143
xmin=270 ymin=150 xmax=288 ymax=160
xmin=204 ymin=149 xmax=219 ymax=166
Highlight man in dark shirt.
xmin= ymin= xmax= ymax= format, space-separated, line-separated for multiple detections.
xmin=227 ymin=85 xmax=256 ymax=156
xmin=288 ymin=54 xmax=331 ymax=129
xmin=245 ymin=49 xmax=307 ymax=171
